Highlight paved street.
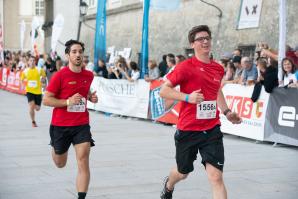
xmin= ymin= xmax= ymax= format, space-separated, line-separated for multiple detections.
xmin=0 ymin=89 xmax=298 ymax=199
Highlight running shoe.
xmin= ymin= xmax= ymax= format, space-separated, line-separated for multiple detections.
xmin=32 ymin=121 xmax=37 ymax=127
xmin=160 ymin=176 xmax=174 ymax=199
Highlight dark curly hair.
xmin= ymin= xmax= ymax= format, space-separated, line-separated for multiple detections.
xmin=65 ymin=39 xmax=85 ymax=54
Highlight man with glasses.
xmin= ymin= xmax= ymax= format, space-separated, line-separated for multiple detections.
xmin=159 ymin=25 xmax=242 ymax=199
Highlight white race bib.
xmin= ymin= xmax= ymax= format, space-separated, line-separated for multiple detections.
xmin=28 ymin=80 xmax=37 ymax=88
xmin=67 ymin=97 xmax=86 ymax=112
xmin=196 ymin=100 xmax=217 ymax=119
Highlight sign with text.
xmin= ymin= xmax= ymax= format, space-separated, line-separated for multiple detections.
xmin=220 ymin=84 xmax=269 ymax=141
xmin=89 ymin=77 xmax=150 ymax=118
xmin=264 ymin=88 xmax=298 ymax=146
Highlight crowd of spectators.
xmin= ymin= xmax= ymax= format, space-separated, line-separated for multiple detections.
xmin=1 ymin=42 xmax=297 ymax=91
xmin=220 ymin=43 xmax=298 ymax=91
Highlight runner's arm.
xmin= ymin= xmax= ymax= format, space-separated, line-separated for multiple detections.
xmin=160 ymin=80 xmax=187 ymax=102
xmin=43 ymin=91 xmax=67 ymax=107
xmin=217 ymin=89 xmax=229 ymax=112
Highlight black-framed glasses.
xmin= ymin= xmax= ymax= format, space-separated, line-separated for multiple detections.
xmin=194 ymin=36 xmax=212 ymax=43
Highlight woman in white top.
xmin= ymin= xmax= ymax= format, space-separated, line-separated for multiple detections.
xmin=280 ymin=57 xmax=297 ymax=87
xmin=120 ymin=61 xmax=140 ymax=82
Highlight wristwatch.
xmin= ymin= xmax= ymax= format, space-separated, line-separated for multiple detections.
xmin=223 ymin=108 xmax=232 ymax=116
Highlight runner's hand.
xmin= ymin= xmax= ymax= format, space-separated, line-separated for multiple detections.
xmin=89 ymin=91 xmax=98 ymax=103
xmin=188 ymin=89 xmax=204 ymax=104
xmin=69 ymin=93 xmax=83 ymax=105
xmin=226 ymin=112 xmax=242 ymax=124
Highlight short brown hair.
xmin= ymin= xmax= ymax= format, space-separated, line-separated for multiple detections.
xmin=188 ymin=25 xmax=211 ymax=43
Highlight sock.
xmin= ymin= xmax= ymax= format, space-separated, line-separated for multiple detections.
xmin=78 ymin=192 xmax=87 ymax=199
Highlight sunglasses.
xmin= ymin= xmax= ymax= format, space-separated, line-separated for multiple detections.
xmin=194 ymin=36 xmax=212 ymax=43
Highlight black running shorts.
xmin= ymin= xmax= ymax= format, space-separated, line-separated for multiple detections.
xmin=26 ymin=92 xmax=42 ymax=106
xmin=174 ymin=125 xmax=224 ymax=174
xmin=49 ymin=124 xmax=95 ymax=155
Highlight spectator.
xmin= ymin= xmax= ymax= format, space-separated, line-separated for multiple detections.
xmin=94 ymin=59 xmax=108 ymax=78
xmin=280 ymin=57 xmax=297 ymax=87
xmin=256 ymin=58 xmax=267 ymax=82
xmin=45 ymin=56 xmax=56 ymax=82
xmin=145 ymin=59 xmax=160 ymax=82
xmin=120 ymin=61 xmax=140 ymax=82
xmin=175 ymin=55 xmax=186 ymax=64
xmin=263 ymin=58 xmax=279 ymax=92
xmin=233 ymin=48 xmax=242 ymax=57
xmin=223 ymin=61 xmax=236 ymax=81
xmin=165 ymin=53 xmax=176 ymax=74
xmin=232 ymin=55 xmax=242 ymax=83
xmin=37 ymin=54 xmax=45 ymax=69
xmin=240 ymin=57 xmax=258 ymax=85
xmin=158 ymin=54 xmax=168 ymax=77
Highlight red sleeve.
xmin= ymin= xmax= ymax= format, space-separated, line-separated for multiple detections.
xmin=46 ymin=71 xmax=61 ymax=95
xmin=166 ymin=64 xmax=186 ymax=87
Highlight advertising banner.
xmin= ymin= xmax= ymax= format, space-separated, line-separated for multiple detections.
xmin=89 ymin=77 xmax=150 ymax=118
xmin=94 ymin=0 xmax=107 ymax=65
xmin=220 ymin=84 xmax=269 ymax=141
xmin=149 ymin=80 xmax=180 ymax=124
xmin=264 ymin=88 xmax=298 ymax=146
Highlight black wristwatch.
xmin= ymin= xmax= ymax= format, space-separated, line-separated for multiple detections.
xmin=223 ymin=109 xmax=232 ymax=116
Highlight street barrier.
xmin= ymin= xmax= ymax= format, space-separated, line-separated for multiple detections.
xmin=0 ymin=67 xmax=26 ymax=94
xmin=1 ymin=73 xmax=297 ymax=146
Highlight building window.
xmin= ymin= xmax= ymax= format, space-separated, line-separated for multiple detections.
xmin=86 ymin=0 xmax=96 ymax=8
xmin=35 ymin=0 xmax=44 ymax=16
xmin=238 ymin=45 xmax=256 ymax=59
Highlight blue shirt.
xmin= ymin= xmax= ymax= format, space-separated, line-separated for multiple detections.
xmin=242 ymin=64 xmax=258 ymax=83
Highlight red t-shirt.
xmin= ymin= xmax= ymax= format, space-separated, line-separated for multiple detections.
xmin=46 ymin=67 xmax=94 ymax=126
xmin=166 ymin=56 xmax=224 ymax=131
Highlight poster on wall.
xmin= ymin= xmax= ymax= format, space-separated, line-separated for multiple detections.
xmin=237 ymin=0 xmax=263 ymax=29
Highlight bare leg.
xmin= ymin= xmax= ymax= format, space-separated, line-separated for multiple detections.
xmin=206 ymin=163 xmax=227 ymax=199
xmin=74 ymin=142 xmax=91 ymax=192
xmin=51 ymin=148 xmax=68 ymax=168
xmin=166 ymin=166 xmax=188 ymax=190
xmin=28 ymin=101 xmax=35 ymax=122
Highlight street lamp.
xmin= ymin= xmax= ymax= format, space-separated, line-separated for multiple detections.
xmin=77 ymin=0 xmax=88 ymax=40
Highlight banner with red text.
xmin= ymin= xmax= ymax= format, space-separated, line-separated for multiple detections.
xmin=220 ymin=84 xmax=269 ymax=141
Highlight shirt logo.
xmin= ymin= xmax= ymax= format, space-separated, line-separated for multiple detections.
xmin=199 ymin=68 xmax=205 ymax=71
xmin=213 ymin=78 xmax=220 ymax=82
xmin=68 ymin=81 xmax=77 ymax=85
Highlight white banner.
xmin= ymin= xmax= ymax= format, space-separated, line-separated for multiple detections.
xmin=220 ymin=84 xmax=269 ymax=141
xmin=51 ymin=14 xmax=64 ymax=52
xmin=88 ymin=77 xmax=150 ymax=118
xmin=20 ymin=20 xmax=26 ymax=51
xmin=31 ymin=17 xmax=40 ymax=51
xmin=237 ymin=0 xmax=263 ymax=29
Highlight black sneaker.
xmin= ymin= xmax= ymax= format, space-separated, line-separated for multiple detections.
xmin=160 ymin=176 xmax=174 ymax=199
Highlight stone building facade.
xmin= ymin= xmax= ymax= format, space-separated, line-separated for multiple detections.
xmin=45 ymin=0 xmax=297 ymax=62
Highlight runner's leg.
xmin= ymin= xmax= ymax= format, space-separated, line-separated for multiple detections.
xmin=51 ymin=149 xmax=68 ymax=168
xmin=206 ymin=163 xmax=227 ymax=199
xmin=74 ymin=142 xmax=91 ymax=193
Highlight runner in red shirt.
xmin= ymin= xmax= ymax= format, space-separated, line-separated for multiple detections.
xmin=159 ymin=25 xmax=242 ymax=199
xmin=43 ymin=40 xmax=98 ymax=199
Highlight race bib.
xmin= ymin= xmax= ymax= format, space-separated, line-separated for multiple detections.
xmin=67 ymin=97 xmax=86 ymax=112
xmin=28 ymin=80 xmax=37 ymax=88
xmin=196 ymin=100 xmax=217 ymax=119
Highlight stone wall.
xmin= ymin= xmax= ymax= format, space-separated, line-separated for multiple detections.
xmin=79 ymin=0 xmax=298 ymax=62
